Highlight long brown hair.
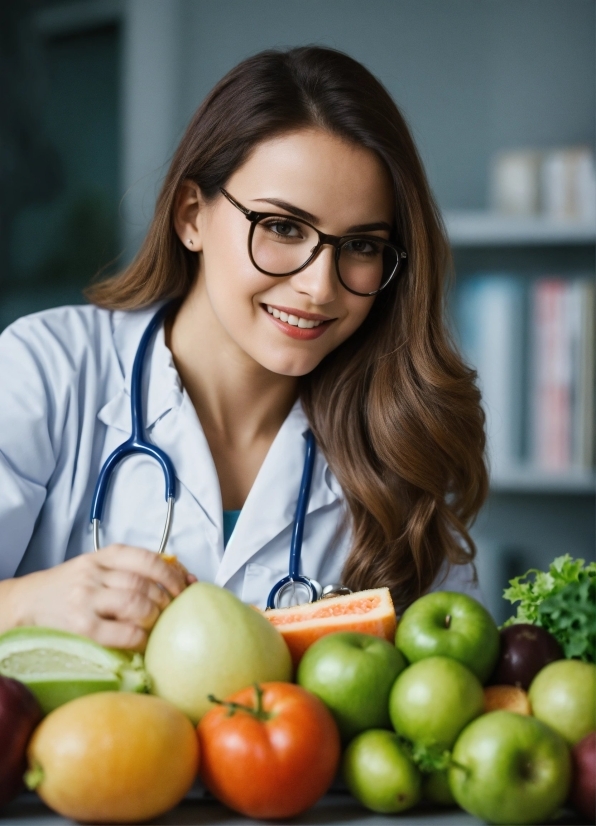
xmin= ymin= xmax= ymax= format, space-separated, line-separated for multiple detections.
xmin=87 ymin=46 xmax=488 ymax=611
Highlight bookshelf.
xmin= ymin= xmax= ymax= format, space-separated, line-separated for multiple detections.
xmin=490 ymin=469 xmax=596 ymax=495
xmin=448 ymin=210 xmax=595 ymax=622
xmin=448 ymin=214 xmax=595 ymax=498
xmin=445 ymin=211 xmax=596 ymax=247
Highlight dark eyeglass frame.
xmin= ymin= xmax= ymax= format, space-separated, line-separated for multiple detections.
xmin=219 ymin=187 xmax=407 ymax=297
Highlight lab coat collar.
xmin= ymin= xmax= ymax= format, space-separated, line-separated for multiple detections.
xmin=97 ymin=306 xmax=183 ymax=434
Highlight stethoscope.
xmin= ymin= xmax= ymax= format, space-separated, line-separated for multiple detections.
xmin=90 ymin=303 xmax=350 ymax=609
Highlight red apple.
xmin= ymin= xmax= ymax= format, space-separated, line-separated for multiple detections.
xmin=0 ymin=675 xmax=43 ymax=806
xmin=570 ymin=731 xmax=595 ymax=821
xmin=491 ymin=624 xmax=563 ymax=690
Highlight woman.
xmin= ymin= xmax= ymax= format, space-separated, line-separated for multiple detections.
xmin=0 ymin=46 xmax=487 ymax=650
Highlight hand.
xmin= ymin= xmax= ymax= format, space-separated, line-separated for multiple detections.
xmin=5 ymin=546 xmax=197 ymax=651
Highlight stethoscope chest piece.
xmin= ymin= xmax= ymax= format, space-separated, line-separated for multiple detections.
xmin=269 ymin=576 xmax=322 ymax=609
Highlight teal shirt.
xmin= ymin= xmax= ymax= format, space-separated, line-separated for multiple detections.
xmin=223 ymin=509 xmax=241 ymax=548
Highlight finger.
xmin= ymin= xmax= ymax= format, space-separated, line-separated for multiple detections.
xmin=94 ymin=587 xmax=161 ymax=631
xmin=98 ymin=568 xmax=171 ymax=612
xmin=87 ymin=618 xmax=148 ymax=652
xmin=95 ymin=546 xmax=188 ymax=598
xmin=186 ymin=573 xmax=198 ymax=584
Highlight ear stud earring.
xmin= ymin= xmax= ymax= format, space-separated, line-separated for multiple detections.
xmin=187 ymin=239 xmax=194 ymax=247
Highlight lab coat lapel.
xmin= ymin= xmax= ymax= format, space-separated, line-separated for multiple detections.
xmin=214 ymin=400 xmax=339 ymax=588
xmin=150 ymin=392 xmax=223 ymax=540
xmin=97 ymin=307 xmax=223 ymax=539
xmin=97 ymin=306 xmax=182 ymax=435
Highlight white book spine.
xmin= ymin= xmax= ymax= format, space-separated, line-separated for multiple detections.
xmin=578 ymin=280 xmax=595 ymax=468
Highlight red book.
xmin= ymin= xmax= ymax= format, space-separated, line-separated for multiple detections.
xmin=532 ymin=279 xmax=572 ymax=470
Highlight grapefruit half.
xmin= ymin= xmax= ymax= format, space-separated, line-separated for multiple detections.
xmin=264 ymin=588 xmax=396 ymax=668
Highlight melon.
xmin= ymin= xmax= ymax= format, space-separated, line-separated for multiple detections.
xmin=264 ymin=588 xmax=397 ymax=667
xmin=144 ymin=582 xmax=292 ymax=723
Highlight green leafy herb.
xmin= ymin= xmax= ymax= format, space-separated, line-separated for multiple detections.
xmin=538 ymin=579 xmax=595 ymax=661
xmin=397 ymin=737 xmax=452 ymax=773
xmin=502 ymin=555 xmax=596 ymax=662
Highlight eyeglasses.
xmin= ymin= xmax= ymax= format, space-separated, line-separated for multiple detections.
xmin=219 ymin=188 xmax=407 ymax=297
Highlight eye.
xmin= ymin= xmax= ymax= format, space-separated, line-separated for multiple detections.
xmin=343 ymin=238 xmax=381 ymax=256
xmin=261 ymin=218 xmax=303 ymax=239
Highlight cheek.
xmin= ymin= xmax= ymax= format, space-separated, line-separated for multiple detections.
xmin=202 ymin=230 xmax=262 ymax=322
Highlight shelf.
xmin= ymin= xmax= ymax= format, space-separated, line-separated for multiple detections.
xmin=444 ymin=211 xmax=596 ymax=246
xmin=490 ymin=467 xmax=596 ymax=494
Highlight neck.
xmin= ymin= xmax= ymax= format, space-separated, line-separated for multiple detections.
xmin=167 ymin=282 xmax=299 ymax=448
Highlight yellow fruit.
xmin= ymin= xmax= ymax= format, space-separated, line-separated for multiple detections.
xmin=26 ymin=692 xmax=199 ymax=823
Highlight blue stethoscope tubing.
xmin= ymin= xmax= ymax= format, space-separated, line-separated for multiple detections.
xmin=90 ymin=303 xmax=176 ymax=554
xmin=89 ymin=303 xmax=321 ymax=608
xmin=265 ymin=429 xmax=318 ymax=609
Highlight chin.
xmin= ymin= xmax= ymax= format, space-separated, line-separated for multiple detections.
xmin=260 ymin=352 xmax=323 ymax=377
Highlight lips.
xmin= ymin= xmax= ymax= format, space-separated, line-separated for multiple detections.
xmin=261 ymin=304 xmax=335 ymax=340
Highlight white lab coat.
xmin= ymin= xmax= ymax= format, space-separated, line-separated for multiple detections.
xmin=0 ymin=304 xmax=482 ymax=610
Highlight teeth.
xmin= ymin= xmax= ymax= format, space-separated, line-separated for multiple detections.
xmin=266 ymin=305 xmax=323 ymax=329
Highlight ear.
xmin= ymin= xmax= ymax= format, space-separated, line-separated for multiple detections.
xmin=173 ymin=180 xmax=205 ymax=251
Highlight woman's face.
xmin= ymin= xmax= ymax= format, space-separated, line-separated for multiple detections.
xmin=176 ymin=128 xmax=394 ymax=376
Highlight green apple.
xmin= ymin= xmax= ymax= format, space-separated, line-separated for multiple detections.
xmin=449 ymin=710 xmax=571 ymax=825
xmin=396 ymin=591 xmax=499 ymax=683
xmin=297 ymin=632 xmax=406 ymax=742
xmin=389 ymin=656 xmax=483 ymax=749
xmin=342 ymin=729 xmax=421 ymax=814
xmin=529 ymin=659 xmax=596 ymax=745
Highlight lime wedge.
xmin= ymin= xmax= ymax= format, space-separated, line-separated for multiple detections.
xmin=0 ymin=627 xmax=150 ymax=714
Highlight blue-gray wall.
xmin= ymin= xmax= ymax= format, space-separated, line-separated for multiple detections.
xmin=172 ymin=0 xmax=595 ymax=211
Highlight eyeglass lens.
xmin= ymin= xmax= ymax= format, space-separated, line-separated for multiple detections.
xmin=251 ymin=216 xmax=399 ymax=294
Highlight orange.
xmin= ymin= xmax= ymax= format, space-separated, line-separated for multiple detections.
xmin=264 ymin=587 xmax=396 ymax=667
xmin=483 ymin=684 xmax=531 ymax=715
xmin=26 ymin=692 xmax=199 ymax=823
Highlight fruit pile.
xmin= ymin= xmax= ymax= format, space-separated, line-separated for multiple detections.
xmin=0 ymin=557 xmax=593 ymax=825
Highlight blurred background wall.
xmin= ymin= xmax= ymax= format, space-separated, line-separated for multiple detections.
xmin=2 ymin=0 xmax=595 ymax=620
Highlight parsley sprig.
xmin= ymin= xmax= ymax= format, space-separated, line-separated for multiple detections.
xmin=502 ymin=555 xmax=595 ymax=662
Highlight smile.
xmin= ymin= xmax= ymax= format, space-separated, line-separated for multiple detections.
xmin=266 ymin=305 xmax=324 ymax=328
xmin=261 ymin=304 xmax=335 ymax=340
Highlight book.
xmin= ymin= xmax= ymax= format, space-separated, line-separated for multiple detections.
xmin=457 ymin=275 xmax=525 ymax=479
xmin=456 ymin=273 xmax=595 ymax=482
xmin=531 ymin=277 xmax=595 ymax=472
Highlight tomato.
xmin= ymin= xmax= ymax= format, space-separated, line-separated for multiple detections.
xmin=198 ymin=681 xmax=341 ymax=819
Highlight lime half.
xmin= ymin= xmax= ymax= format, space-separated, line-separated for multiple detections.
xmin=0 ymin=627 xmax=150 ymax=714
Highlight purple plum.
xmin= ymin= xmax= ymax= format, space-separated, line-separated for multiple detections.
xmin=570 ymin=731 xmax=596 ymax=821
xmin=0 ymin=675 xmax=43 ymax=806
xmin=490 ymin=624 xmax=563 ymax=690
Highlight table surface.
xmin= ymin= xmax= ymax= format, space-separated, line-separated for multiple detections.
xmin=0 ymin=793 xmax=587 ymax=826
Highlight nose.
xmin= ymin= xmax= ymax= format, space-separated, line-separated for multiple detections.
xmin=289 ymin=244 xmax=338 ymax=305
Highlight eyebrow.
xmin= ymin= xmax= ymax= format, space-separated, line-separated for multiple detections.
xmin=254 ymin=197 xmax=393 ymax=234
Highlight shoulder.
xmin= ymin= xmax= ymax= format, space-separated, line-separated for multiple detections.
xmin=0 ymin=304 xmax=156 ymax=383
xmin=1 ymin=304 xmax=113 ymax=362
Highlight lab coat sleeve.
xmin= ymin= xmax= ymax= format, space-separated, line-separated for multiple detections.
xmin=0 ymin=318 xmax=65 ymax=578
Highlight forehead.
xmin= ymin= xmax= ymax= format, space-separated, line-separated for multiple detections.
xmin=225 ymin=128 xmax=394 ymax=229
